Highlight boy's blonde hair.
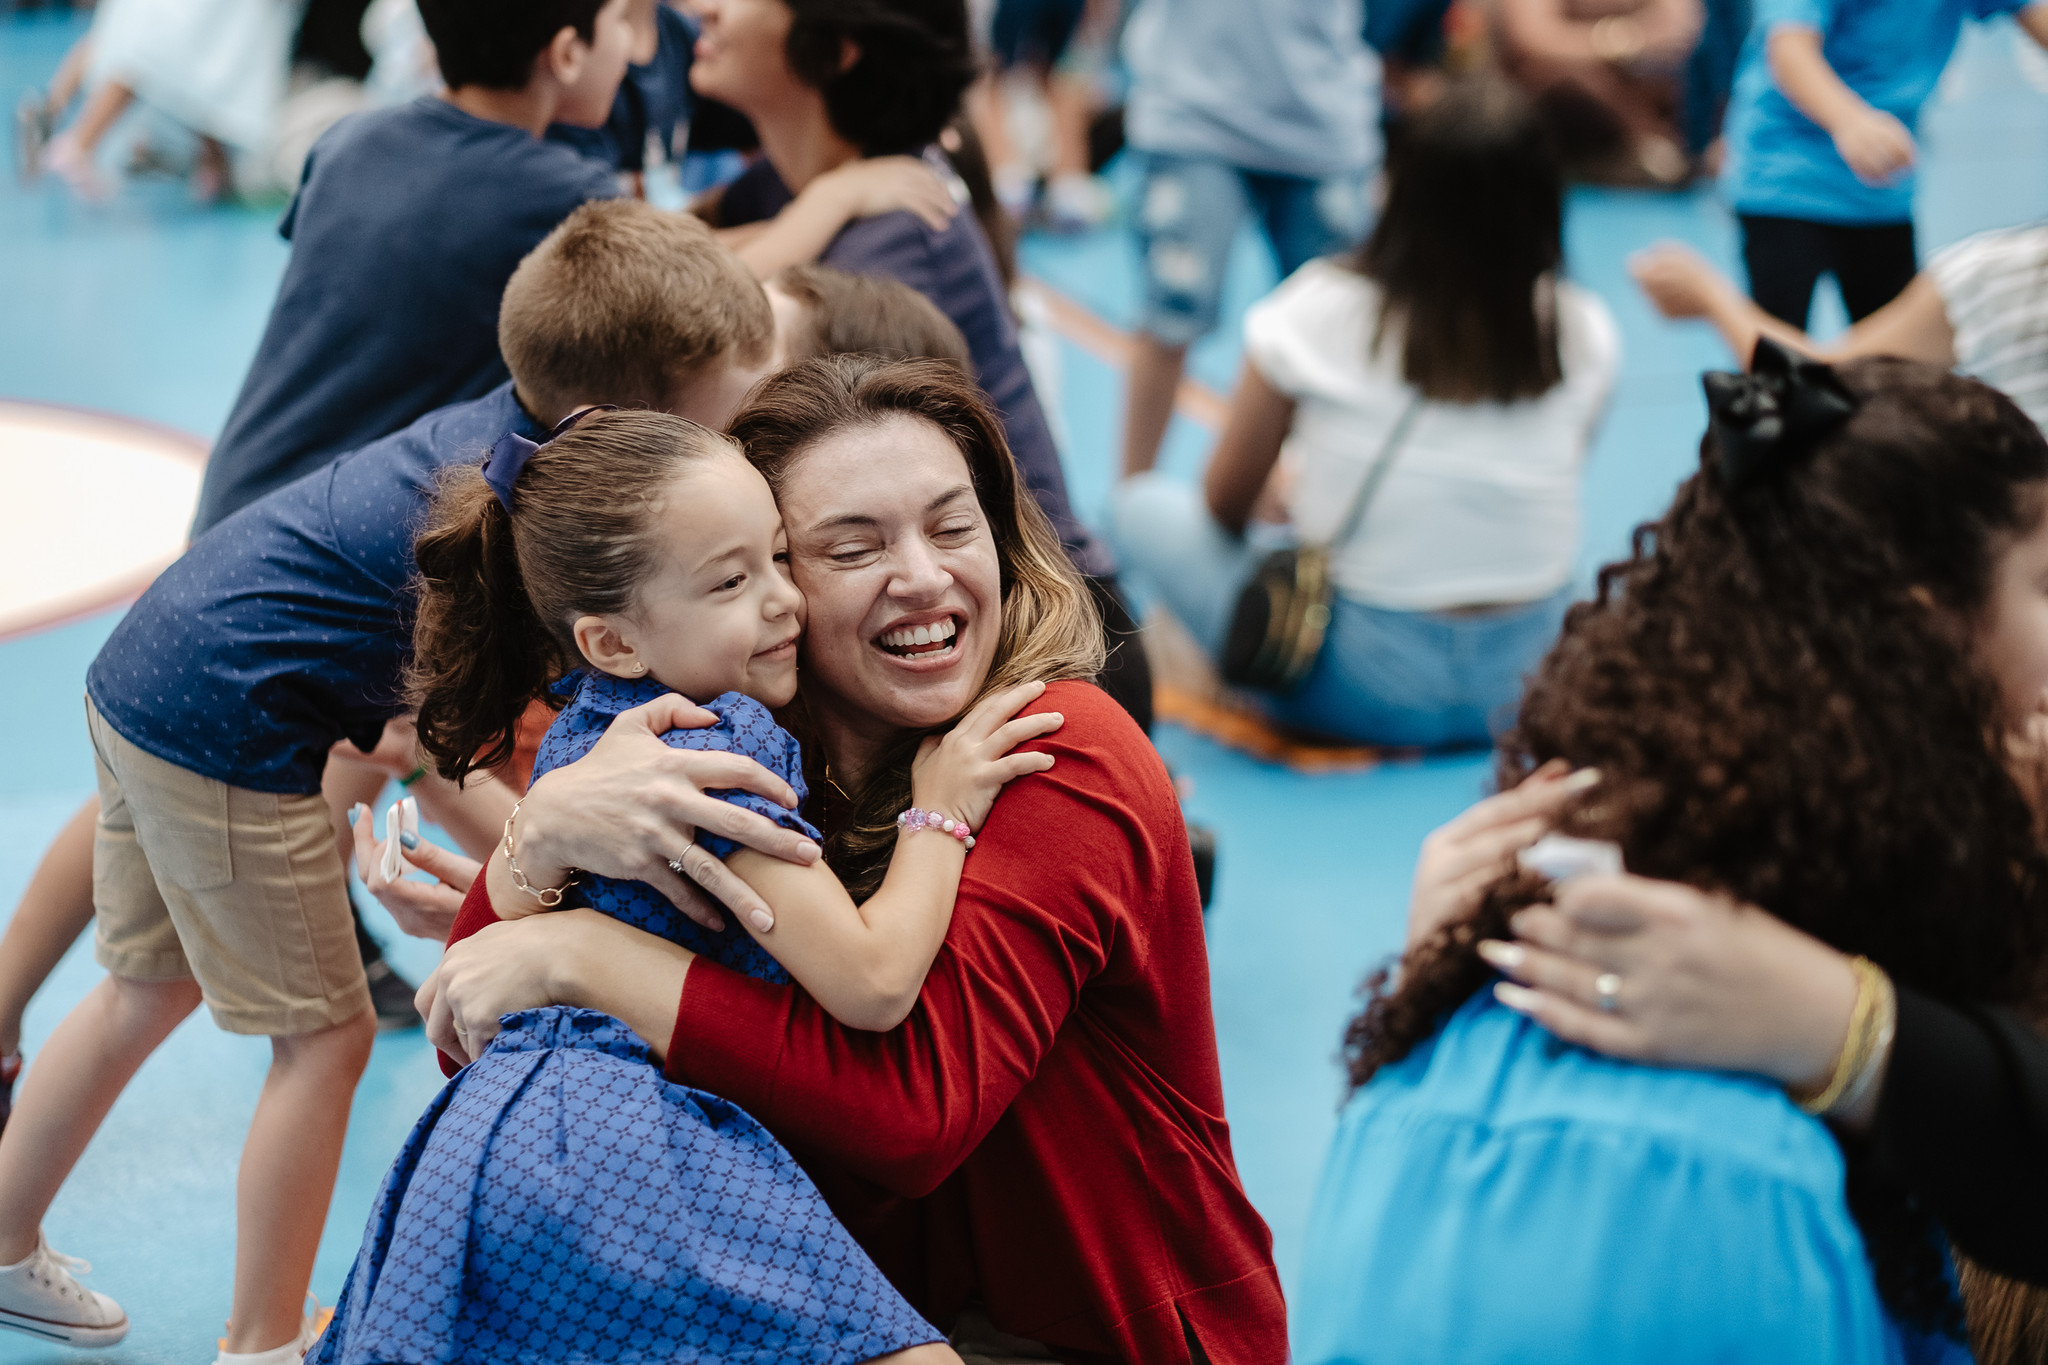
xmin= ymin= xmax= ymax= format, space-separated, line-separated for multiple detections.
xmin=499 ymin=200 xmax=774 ymax=425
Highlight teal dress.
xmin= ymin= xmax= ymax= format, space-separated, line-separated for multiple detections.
xmin=1295 ymin=992 xmax=1971 ymax=1365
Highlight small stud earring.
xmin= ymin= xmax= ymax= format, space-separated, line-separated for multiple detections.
xmin=633 ymin=663 xmax=646 ymax=675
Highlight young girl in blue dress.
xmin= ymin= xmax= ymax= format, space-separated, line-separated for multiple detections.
xmin=1295 ymin=345 xmax=2048 ymax=1363
xmin=313 ymin=408 xmax=1066 ymax=1365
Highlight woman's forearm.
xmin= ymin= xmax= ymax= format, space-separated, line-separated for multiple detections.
xmin=549 ymin=910 xmax=696 ymax=1065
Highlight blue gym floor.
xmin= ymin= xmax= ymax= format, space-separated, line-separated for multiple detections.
xmin=4 ymin=12 xmax=2047 ymax=1358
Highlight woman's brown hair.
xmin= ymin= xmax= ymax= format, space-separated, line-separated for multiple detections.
xmin=1354 ymin=77 xmax=1564 ymax=403
xmin=407 ymin=411 xmax=739 ymax=782
xmin=1346 ymin=360 xmax=2048 ymax=1333
xmin=727 ymin=355 xmax=1104 ymax=895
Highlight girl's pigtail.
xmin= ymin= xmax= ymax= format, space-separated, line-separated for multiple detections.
xmin=407 ymin=466 xmax=558 ymax=784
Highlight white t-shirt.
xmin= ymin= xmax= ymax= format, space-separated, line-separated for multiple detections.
xmin=1928 ymin=223 xmax=2048 ymax=432
xmin=1244 ymin=259 xmax=1619 ymax=612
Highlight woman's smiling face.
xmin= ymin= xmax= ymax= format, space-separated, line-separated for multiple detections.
xmin=772 ymin=415 xmax=1001 ymax=755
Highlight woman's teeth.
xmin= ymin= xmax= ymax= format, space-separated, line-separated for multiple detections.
xmin=880 ymin=618 xmax=958 ymax=655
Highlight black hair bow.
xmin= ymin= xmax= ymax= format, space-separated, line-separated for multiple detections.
xmin=1701 ymin=337 xmax=1857 ymax=493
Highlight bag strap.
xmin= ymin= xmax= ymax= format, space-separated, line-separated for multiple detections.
xmin=1322 ymin=394 xmax=1426 ymax=551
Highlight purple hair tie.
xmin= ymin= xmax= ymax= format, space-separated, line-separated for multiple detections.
xmin=478 ymin=405 xmax=620 ymax=515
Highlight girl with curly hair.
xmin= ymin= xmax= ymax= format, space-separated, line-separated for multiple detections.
xmin=1294 ymin=342 xmax=2048 ymax=1363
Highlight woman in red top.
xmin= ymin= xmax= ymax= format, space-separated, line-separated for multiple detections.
xmin=417 ymin=357 xmax=1285 ymax=1364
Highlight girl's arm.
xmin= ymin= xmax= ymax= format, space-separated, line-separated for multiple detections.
xmin=1630 ymin=241 xmax=1957 ymax=368
xmin=1767 ymin=25 xmax=1916 ymax=186
xmin=724 ymin=156 xmax=962 ymax=281
xmin=1202 ymin=361 xmax=1297 ymax=536
xmin=724 ymin=681 xmax=1063 ymax=1031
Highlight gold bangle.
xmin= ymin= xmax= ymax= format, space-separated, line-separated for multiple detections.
xmin=502 ymin=799 xmax=577 ymax=908
xmin=1792 ymin=956 xmax=1893 ymax=1115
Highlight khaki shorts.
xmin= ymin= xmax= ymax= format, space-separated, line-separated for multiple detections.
xmin=86 ymin=697 xmax=371 ymax=1036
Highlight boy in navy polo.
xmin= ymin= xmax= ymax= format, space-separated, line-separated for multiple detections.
xmin=0 ymin=202 xmax=774 ymax=1362
xmin=191 ymin=0 xmax=637 ymax=534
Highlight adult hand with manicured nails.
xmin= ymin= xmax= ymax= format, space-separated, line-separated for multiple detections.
xmin=418 ymin=908 xmax=693 ymax=1063
xmin=1485 ymin=874 xmax=1867 ymax=1122
xmin=1405 ymin=762 xmax=1601 ymax=948
xmin=495 ymin=692 xmax=821 ymax=935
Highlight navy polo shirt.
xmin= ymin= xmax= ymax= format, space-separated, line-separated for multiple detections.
xmin=193 ymin=97 xmax=617 ymax=535
xmin=719 ymin=154 xmax=1114 ymax=577
xmin=88 ymin=384 xmax=544 ymax=795
xmin=549 ymin=3 xmax=697 ymax=172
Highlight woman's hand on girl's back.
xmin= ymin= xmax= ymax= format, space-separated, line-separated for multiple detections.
xmin=910 ymin=680 xmax=1063 ymax=833
xmin=1488 ymin=875 xmax=1862 ymax=1113
xmin=516 ymin=692 xmax=822 ymax=933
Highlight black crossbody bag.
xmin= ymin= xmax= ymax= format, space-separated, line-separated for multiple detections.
xmin=1218 ymin=396 xmax=1425 ymax=693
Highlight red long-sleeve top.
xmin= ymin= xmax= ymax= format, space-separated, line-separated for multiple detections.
xmin=446 ymin=681 xmax=1285 ymax=1364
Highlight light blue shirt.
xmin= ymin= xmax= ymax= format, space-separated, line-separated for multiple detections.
xmin=1294 ymin=992 xmax=1970 ymax=1365
xmin=1120 ymin=0 xmax=1382 ymax=179
xmin=1721 ymin=0 xmax=2027 ymax=224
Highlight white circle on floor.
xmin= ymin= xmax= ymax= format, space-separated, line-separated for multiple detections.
xmin=0 ymin=400 xmax=202 ymax=640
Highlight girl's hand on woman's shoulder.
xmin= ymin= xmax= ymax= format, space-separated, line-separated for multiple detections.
xmin=910 ymin=680 xmax=1064 ymax=834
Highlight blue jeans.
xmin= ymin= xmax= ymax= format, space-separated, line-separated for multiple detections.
xmin=1111 ymin=475 xmax=1571 ymax=749
xmin=1132 ymin=151 xmax=1372 ymax=346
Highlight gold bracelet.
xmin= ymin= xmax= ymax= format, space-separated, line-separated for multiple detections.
xmin=502 ymin=799 xmax=577 ymax=908
xmin=1792 ymin=956 xmax=1892 ymax=1115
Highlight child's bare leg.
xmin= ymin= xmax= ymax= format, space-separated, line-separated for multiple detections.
xmin=0 ymin=973 xmax=202 ymax=1262
xmin=63 ymin=80 xmax=134 ymax=158
xmin=45 ymin=37 xmax=94 ymax=116
xmin=224 ymin=1010 xmax=374 ymax=1352
xmin=0 ymin=800 xmax=99 ymax=1059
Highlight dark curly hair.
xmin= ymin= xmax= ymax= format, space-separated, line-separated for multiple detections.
xmin=1345 ymin=358 xmax=2048 ymax=1334
xmin=784 ymin=0 xmax=976 ymax=155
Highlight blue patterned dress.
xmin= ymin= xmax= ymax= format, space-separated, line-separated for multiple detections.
xmin=314 ymin=672 xmax=941 ymax=1365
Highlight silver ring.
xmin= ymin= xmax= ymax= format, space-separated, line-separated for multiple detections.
xmin=667 ymin=857 xmax=687 ymax=875
xmin=1594 ymin=972 xmax=1623 ymax=1013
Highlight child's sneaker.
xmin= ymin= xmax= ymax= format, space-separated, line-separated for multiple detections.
xmin=0 ymin=1234 xmax=128 ymax=1347
xmin=213 ymin=1302 xmax=328 ymax=1364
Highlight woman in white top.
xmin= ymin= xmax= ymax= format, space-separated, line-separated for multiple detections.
xmin=1111 ymin=78 xmax=1619 ymax=748
xmin=1633 ymin=226 xmax=2048 ymax=430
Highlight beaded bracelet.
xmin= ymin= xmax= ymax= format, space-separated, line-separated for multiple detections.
xmin=502 ymin=799 xmax=578 ymax=907
xmin=1792 ymin=956 xmax=1896 ymax=1116
xmin=897 ymin=807 xmax=975 ymax=850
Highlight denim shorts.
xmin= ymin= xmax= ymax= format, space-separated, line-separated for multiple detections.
xmin=1110 ymin=474 xmax=1571 ymax=749
xmin=1132 ymin=150 xmax=1372 ymax=346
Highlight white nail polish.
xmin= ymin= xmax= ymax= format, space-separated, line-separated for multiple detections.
xmin=1495 ymin=981 xmax=1539 ymax=1011
xmin=1479 ymin=940 xmax=1525 ymax=970
xmin=1562 ymin=767 xmax=1603 ymax=793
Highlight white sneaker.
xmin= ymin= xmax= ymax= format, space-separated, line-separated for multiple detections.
xmin=0 ymin=1233 xmax=128 ymax=1347
xmin=213 ymin=1302 xmax=327 ymax=1364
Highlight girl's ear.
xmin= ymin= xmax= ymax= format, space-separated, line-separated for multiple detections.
xmin=572 ymin=615 xmax=644 ymax=679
